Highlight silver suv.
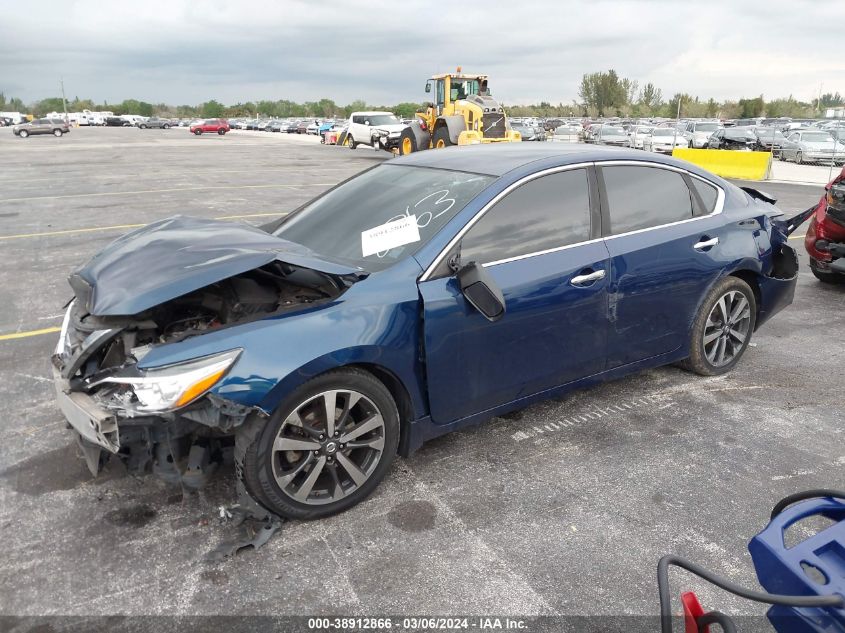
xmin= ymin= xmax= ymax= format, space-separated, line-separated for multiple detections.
xmin=13 ymin=118 xmax=70 ymax=138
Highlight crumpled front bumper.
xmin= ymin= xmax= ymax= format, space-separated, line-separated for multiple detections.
xmin=53 ymin=365 xmax=120 ymax=455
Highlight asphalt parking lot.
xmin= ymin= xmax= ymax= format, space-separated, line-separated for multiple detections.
xmin=1 ymin=127 xmax=843 ymax=627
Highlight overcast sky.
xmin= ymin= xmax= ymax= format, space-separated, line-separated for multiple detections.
xmin=2 ymin=0 xmax=844 ymax=107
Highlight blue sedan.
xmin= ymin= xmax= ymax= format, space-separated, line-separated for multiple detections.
xmin=52 ymin=144 xmax=800 ymax=519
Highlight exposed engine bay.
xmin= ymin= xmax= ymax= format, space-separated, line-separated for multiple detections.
xmin=53 ymin=261 xmax=348 ymax=487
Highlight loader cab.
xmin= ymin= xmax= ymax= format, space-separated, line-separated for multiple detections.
xmin=427 ymin=74 xmax=485 ymax=116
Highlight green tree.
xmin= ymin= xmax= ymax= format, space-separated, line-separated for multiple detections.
xmin=392 ymin=102 xmax=422 ymax=119
xmin=638 ymin=83 xmax=663 ymax=114
xmin=201 ymin=100 xmax=224 ymax=118
xmin=820 ymin=92 xmax=844 ymax=108
xmin=578 ymin=70 xmax=631 ymax=116
xmin=35 ymin=97 xmax=65 ymax=115
xmin=343 ymin=100 xmax=368 ymax=117
xmin=738 ymin=96 xmax=765 ymax=118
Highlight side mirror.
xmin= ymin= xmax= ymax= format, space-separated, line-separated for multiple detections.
xmin=457 ymin=262 xmax=505 ymax=322
xmin=425 ymin=81 xmax=432 ymax=93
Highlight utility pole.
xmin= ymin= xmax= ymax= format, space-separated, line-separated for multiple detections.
xmin=817 ymin=83 xmax=824 ymax=117
xmin=672 ymin=96 xmax=682 ymax=151
xmin=60 ymin=78 xmax=68 ymax=123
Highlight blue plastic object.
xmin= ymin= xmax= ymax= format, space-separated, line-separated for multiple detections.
xmin=749 ymin=497 xmax=845 ymax=632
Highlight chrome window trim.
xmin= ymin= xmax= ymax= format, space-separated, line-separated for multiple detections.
xmin=419 ymin=162 xmax=594 ymax=281
xmin=418 ymin=159 xmax=726 ymax=281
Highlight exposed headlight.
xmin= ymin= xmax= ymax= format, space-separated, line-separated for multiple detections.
xmin=103 ymin=349 xmax=241 ymax=412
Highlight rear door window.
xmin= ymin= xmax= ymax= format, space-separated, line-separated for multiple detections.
xmin=461 ymin=168 xmax=592 ymax=264
xmin=600 ymin=166 xmax=694 ymax=235
xmin=689 ymin=177 xmax=719 ymax=216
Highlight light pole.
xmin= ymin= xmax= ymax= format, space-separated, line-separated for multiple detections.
xmin=60 ymin=78 xmax=68 ymax=123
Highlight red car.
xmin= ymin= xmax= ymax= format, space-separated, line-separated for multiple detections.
xmin=805 ymin=166 xmax=845 ymax=283
xmin=189 ymin=119 xmax=230 ymax=135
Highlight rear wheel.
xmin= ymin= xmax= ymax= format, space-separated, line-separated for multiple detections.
xmin=348 ymin=135 xmax=357 ymax=149
xmin=238 ymin=368 xmax=399 ymax=520
xmin=19 ymin=130 xmax=28 ymax=138
xmin=218 ymin=128 xmax=226 ymax=135
xmin=163 ymin=124 xmax=170 ymax=129
xmin=810 ymin=259 xmax=845 ymax=284
xmin=398 ymin=128 xmax=418 ymax=155
xmin=681 ymin=276 xmax=756 ymax=376
xmin=53 ymin=129 xmax=63 ymax=137
xmin=194 ymin=129 xmax=202 ymax=135
xmin=795 ymin=151 xmax=804 ymax=165
xmin=433 ymin=126 xmax=453 ymax=149
xmin=140 ymin=124 xmax=147 ymax=129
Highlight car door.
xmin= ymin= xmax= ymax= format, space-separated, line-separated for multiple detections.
xmin=783 ymin=133 xmax=799 ymax=160
xmin=418 ymin=166 xmax=610 ymax=424
xmin=597 ymin=163 xmax=726 ymax=368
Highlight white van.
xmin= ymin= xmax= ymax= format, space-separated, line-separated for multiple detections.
xmin=347 ymin=111 xmax=406 ymax=150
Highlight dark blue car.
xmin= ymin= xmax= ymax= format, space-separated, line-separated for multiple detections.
xmin=52 ymin=144 xmax=800 ymax=519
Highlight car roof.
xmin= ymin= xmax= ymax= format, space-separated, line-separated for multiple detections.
xmin=392 ymin=143 xmax=697 ymax=177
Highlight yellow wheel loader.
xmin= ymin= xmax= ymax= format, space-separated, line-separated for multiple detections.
xmin=398 ymin=68 xmax=521 ymax=155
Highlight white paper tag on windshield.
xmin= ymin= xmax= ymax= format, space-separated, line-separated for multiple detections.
xmin=361 ymin=215 xmax=421 ymax=257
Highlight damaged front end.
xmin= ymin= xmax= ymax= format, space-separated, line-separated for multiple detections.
xmin=52 ymin=215 xmax=362 ymax=487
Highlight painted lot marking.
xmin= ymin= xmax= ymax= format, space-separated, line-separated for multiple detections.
xmin=0 ymin=327 xmax=61 ymax=342
xmin=0 ymin=183 xmax=334 ymax=204
xmin=0 ymin=212 xmax=287 ymax=241
xmin=510 ymin=393 xmax=672 ymax=442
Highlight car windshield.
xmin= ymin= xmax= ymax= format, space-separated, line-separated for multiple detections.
xmin=757 ymin=129 xmax=784 ymax=139
xmin=802 ymin=132 xmax=833 ymax=142
xmin=274 ymin=165 xmax=495 ymax=272
xmin=653 ymin=129 xmax=675 ymax=136
xmin=554 ymin=126 xmax=576 ymax=133
xmin=696 ymin=123 xmax=720 ymax=132
xmin=367 ymin=114 xmax=400 ymax=126
xmin=601 ymin=127 xmax=625 ymax=135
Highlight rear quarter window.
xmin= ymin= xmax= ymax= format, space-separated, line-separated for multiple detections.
xmin=601 ymin=165 xmax=693 ymax=235
xmin=690 ymin=177 xmax=719 ymax=216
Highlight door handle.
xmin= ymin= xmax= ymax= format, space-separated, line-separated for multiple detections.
xmin=571 ymin=269 xmax=606 ymax=286
xmin=693 ymin=237 xmax=719 ymax=250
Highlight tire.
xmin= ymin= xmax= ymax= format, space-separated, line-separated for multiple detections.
xmin=19 ymin=130 xmax=28 ymax=138
xmin=239 ymin=368 xmax=400 ymax=520
xmin=348 ymin=134 xmax=357 ymax=149
xmin=53 ymin=129 xmax=63 ymax=137
xmin=163 ymin=124 xmax=170 ymax=129
xmin=681 ymin=276 xmax=757 ymax=376
xmin=194 ymin=129 xmax=202 ymax=135
xmin=140 ymin=124 xmax=147 ymax=129
xmin=218 ymin=129 xmax=226 ymax=135
xmin=432 ymin=126 xmax=453 ymax=149
xmin=398 ymin=127 xmax=418 ymax=155
xmin=795 ymin=151 xmax=803 ymax=165
xmin=810 ymin=260 xmax=845 ymax=284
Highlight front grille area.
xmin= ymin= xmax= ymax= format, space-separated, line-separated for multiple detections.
xmin=482 ymin=112 xmax=507 ymax=139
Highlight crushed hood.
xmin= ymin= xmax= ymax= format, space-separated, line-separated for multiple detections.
xmin=70 ymin=215 xmax=364 ymax=316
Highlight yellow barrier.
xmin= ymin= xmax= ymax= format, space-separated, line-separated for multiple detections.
xmin=672 ymin=148 xmax=772 ymax=180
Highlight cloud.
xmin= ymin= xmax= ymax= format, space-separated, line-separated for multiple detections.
xmin=1 ymin=0 xmax=843 ymax=106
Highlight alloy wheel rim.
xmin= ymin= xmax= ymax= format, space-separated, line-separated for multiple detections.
xmin=703 ymin=290 xmax=751 ymax=367
xmin=271 ymin=389 xmax=385 ymax=505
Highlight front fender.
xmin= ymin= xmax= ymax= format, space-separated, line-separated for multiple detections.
xmin=440 ymin=116 xmax=466 ymax=144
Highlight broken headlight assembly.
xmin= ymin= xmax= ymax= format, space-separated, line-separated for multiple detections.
xmin=96 ymin=349 xmax=241 ymax=413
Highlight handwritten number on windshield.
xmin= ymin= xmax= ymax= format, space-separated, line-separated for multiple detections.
xmin=376 ymin=189 xmax=456 ymax=258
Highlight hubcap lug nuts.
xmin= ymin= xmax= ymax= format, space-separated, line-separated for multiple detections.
xmin=314 ymin=450 xmax=320 ymax=455
xmin=319 ymin=434 xmax=324 ymax=440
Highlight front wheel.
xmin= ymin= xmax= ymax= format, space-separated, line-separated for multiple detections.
xmin=19 ymin=130 xmax=29 ymax=138
xmin=53 ymin=129 xmax=63 ymax=137
xmin=432 ymin=126 xmax=453 ymax=149
xmin=795 ymin=151 xmax=804 ymax=165
xmin=163 ymin=124 xmax=170 ymax=129
xmin=398 ymin=127 xmax=418 ymax=155
xmin=194 ymin=129 xmax=202 ymax=135
xmin=348 ymin=135 xmax=357 ymax=149
xmin=218 ymin=129 xmax=226 ymax=135
xmin=681 ymin=276 xmax=756 ymax=376
xmin=238 ymin=368 xmax=399 ymax=520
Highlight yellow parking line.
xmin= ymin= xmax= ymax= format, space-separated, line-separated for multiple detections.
xmin=0 ymin=326 xmax=61 ymax=341
xmin=0 ymin=212 xmax=289 ymax=240
xmin=0 ymin=183 xmax=334 ymax=204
